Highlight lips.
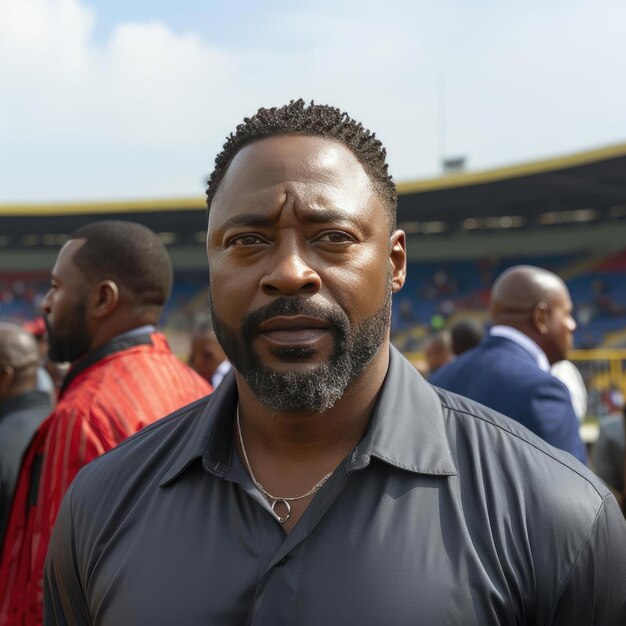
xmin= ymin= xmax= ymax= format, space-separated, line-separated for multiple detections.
xmin=257 ymin=315 xmax=332 ymax=345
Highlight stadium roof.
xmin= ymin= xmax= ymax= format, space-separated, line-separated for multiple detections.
xmin=0 ymin=141 xmax=625 ymax=261
xmin=395 ymin=140 xmax=626 ymax=230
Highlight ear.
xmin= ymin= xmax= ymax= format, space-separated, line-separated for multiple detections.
xmin=92 ymin=280 xmax=120 ymax=319
xmin=389 ymin=230 xmax=407 ymax=294
xmin=532 ymin=301 xmax=550 ymax=334
xmin=0 ymin=365 xmax=15 ymax=395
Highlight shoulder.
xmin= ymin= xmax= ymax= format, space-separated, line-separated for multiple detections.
xmin=433 ymin=385 xmax=607 ymax=507
xmin=430 ymin=339 xmax=540 ymax=388
xmin=63 ymin=343 xmax=210 ymax=406
xmin=598 ymin=413 xmax=625 ymax=443
xmin=74 ymin=393 xmax=211 ymax=484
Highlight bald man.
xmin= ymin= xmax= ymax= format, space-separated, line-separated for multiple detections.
xmin=0 ymin=323 xmax=52 ymax=547
xmin=431 ymin=265 xmax=586 ymax=463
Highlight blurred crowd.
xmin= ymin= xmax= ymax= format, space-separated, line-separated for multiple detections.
xmin=0 ymin=220 xmax=625 ymax=624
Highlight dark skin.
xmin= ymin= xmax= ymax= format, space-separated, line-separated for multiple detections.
xmin=424 ymin=332 xmax=453 ymax=374
xmin=0 ymin=323 xmax=40 ymax=402
xmin=490 ymin=265 xmax=576 ymax=365
xmin=189 ymin=330 xmax=226 ymax=385
xmin=42 ymin=239 xmax=161 ymax=359
xmin=208 ymin=135 xmax=406 ymax=532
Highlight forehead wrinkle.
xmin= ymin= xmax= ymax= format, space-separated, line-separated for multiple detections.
xmin=216 ymin=185 xmax=357 ymax=234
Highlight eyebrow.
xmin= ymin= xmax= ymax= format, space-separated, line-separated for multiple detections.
xmin=220 ymin=208 xmax=352 ymax=231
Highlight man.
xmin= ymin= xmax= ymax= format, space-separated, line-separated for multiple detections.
xmin=45 ymin=102 xmax=626 ymax=624
xmin=431 ymin=265 xmax=587 ymax=463
xmin=0 ymin=221 xmax=212 ymax=625
xmin=21 ymin=318 xmax=55 ymax=400
xmin=594 ymin=401 xmax=625 ymax=494
xmin=188 ymin=320 xmax=230 ymax=388
xmin=0 ymin=324 xmax=52 ymax=546
xmin=422 ymin=330 xmax=453 ymax=376
xmin=449 ymin=318 xmax=483 ymax=355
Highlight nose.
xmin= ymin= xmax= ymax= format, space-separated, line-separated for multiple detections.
xmin=260 ymin=240 xmax=321 ymax=297
xmin=567 ymin=316 xmax=577 ymax=332
xmin=41 ymin=289 xmax=53 ymax=315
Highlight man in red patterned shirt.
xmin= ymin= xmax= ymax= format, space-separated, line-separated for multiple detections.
xmin=0 ymin=221 xmax=212 ymax=625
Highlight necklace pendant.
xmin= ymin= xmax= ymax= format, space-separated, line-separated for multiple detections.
xmin=271 ymin=498 xmax=291 ymax=523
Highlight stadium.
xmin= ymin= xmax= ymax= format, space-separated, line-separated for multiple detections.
xmin=1 ymin=140 xmax=626 ymax=421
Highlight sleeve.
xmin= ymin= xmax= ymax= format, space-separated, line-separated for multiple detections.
xmin=528 ymin=378 xmax=587 ymax=464
xmin=548 ymin=494 xmax=626 ymax=625
xmin=38 ymin=407 xmax=109 ymax=542
xmin=43 ymin=484 xmax=91 ymax=625
xmin=29 ymin=407 xmax=112 ymax=618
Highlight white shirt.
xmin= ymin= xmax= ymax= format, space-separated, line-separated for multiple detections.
xmin=211 ymin=360 xmax=232 ymax=388
xmin=551 ymin=360 xmax=588 ymax=421
xmin=489 ymin=325 xmax=550 ymax=372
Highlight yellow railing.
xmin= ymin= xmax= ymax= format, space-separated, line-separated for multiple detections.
xmin=569 ymin=349 xmax=626 ymax=396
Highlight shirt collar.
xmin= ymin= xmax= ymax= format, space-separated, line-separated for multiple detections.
xmin=159 ymin=371 xmax=238 ymax=486
xmin=60 ymin=326 xmax=157 ymax=398
xmin=114 ymin=325 xmax=157 ymax=340
xmin=345 ymin=345 xmax=457 ymax=476
xmin=489 ymin=325 xmax=550 ymax=372
xmin=159 ymin=346 xmax=457 ymax=487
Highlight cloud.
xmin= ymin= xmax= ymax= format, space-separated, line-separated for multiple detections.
xmin=0 ymin=0 xmax=625 ymax=201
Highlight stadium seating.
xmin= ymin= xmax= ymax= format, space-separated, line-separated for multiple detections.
xmin=2 ymin=250 xmax=626 ymax=350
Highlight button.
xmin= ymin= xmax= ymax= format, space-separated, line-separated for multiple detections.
xmin=276 ymin=557 xmax=287 ymax=567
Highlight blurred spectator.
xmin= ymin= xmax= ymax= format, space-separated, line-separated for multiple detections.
xmin=593 ymin=400 xmax=625 ymax=494
xmin=430 ymin=313 xmax=446 ymax=331
xmin=22 ymin=317 xmax=55 ymax=400
xmin=0 ymin=221 xmax=212 ymax=625
xmin=0 ymin=323 xmax=51 ymax=546
xmin=450 ymin=319 xmax=484 ymax=356
xmin=398 ymin=299 xmax=415 ymax=325
xmin=423 ymin=331 xmax=453 ymax=377
xmin=551 ymin=360 xmax=588 ymax=421
xmin=604 ymin=387 xmax=625 ymax=415
xmin=438 ymin=298 xmax=455 ymax=318
xmin=189 ymin=320 xmax=231 ymax=389
xmin=592 ymin=278 xmax=626 ymax=317
xmin=431 ymin=265 xmax=586 ymax=464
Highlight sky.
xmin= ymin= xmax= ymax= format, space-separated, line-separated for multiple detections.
xmin=1 ymin=0 xmax=625 ymax=202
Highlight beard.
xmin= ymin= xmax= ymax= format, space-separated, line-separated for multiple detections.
xmin=211 ymin=288 xmax=392 ymax=413
xmin=45 ymin=299 xmax=91 ymax=363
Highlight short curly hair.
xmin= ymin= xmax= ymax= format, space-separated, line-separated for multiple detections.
xmin=205 ymin=99 xmax=397 ymax=230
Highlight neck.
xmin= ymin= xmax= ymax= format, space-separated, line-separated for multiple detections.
xmin=236 ymin=343 xmax=389 ymax=461
xmin=88 ymin=319 xmax=156 ymax=353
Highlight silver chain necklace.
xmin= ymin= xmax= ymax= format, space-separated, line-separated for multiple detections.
xmin=236 ymin=406 xmax=333 ymax=524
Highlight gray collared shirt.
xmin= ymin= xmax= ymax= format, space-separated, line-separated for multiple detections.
xmin=45 ymin=347 xmax=626 ymax=625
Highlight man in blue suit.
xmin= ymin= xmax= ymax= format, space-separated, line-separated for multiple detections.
xmin=430 ymin=265 xmax=586 ymax=464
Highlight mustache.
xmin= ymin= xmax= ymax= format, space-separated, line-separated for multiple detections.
xmin=242 ymin=297 xmax=348 ymax=339
xmin=43 ymin=315 xmax=52 ymax=337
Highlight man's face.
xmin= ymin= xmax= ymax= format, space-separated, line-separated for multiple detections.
xmin=42 ymin=239 xmax=92 ymax=363
xmin=189 ymin=332 xmax=226 ymax=383
xmin=424 ymin=342 xmax=451 ymax=373
xmin=544 ymin=287 xmax=576 ymax=364
xmin=207 ymin=135 xmax=405 ymax=412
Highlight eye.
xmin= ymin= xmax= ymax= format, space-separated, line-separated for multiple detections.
xmin=229 ymin=233 xmax=268 ymax=246
xmin=315 ymin=231 xmax=354 ymax=244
